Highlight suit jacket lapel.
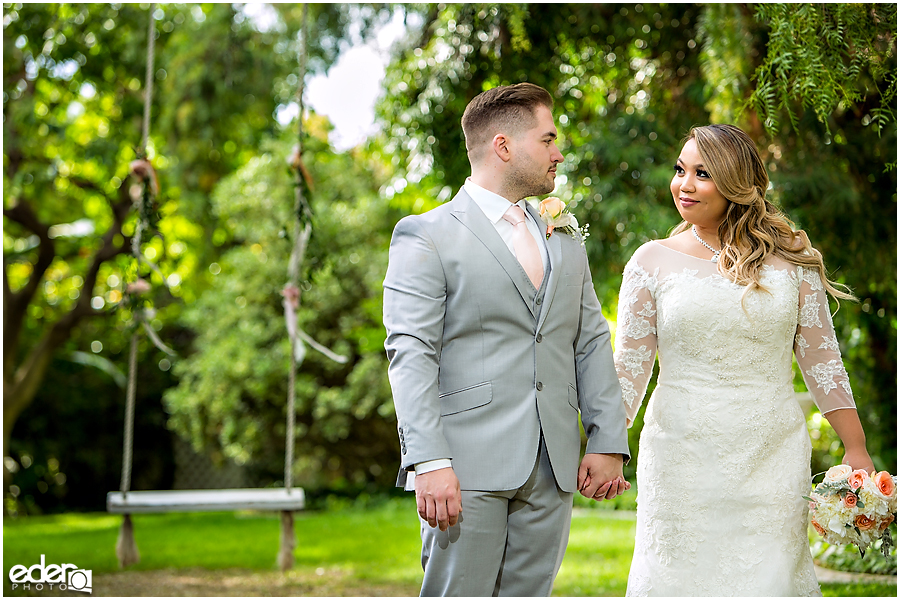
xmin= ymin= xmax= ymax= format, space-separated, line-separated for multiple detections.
xmin=450 ymin=190 xmax=537 ymax=317
xmin=528 ymin=201 xmax=562 ymax=334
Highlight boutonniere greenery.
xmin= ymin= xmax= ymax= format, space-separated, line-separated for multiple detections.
xmin=537 ymin=197 xmax=589 ymax=244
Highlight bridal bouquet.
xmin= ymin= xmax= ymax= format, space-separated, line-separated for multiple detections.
xmin=806 ymin=465 xmax=897 ymax=558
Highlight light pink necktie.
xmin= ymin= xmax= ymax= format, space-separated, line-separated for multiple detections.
xmin=502 ymin=204 xmax=544 ymax=289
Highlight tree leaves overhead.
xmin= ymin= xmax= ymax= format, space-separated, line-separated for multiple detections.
xmin=749 ymin=4 xmax=897 ymax=136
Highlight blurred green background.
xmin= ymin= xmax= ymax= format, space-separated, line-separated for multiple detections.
xmin=3 ymin=2 xmax=895 ymax=524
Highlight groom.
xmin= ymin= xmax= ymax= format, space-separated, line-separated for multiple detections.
xmin=383 ymin=82 xmax=630 ymax=596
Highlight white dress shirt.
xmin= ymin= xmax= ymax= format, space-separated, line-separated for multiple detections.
xmin=412 ymin=180 xmax=550 ymax=483
xmin=463 ymin=178 xmax=549 ymax=271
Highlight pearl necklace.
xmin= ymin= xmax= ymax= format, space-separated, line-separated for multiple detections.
xmin=691 ymin=225 xmax=721 ymax=263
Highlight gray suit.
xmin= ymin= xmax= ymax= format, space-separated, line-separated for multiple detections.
xmin=383 ymin=189 xmax=629 ymax=595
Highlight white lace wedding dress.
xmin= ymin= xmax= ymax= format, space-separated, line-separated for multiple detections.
xmin=615 ymin=241 xmax=857 ymax=597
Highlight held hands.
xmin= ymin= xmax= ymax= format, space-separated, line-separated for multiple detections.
xmin=415 ymin=467 xmax=462 ymax=531
xmin=578 ymin=453 xmax=630 ymax=501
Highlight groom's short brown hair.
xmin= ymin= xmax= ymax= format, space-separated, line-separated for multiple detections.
xmin=462 ymin=82 xmax=553 ymax=156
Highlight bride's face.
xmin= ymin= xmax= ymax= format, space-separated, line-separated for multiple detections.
xmin=670 ymin=139 xmax=729 ymax=230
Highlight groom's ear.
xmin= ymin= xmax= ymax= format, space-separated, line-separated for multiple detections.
xmin=492 ymin=133 xmax=512 ymax=163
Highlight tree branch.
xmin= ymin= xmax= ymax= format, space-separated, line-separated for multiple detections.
xmin=3 ymin=175 xmax=135 ymax=433
xmin=3 ymin=199 xmax=56 ymax=376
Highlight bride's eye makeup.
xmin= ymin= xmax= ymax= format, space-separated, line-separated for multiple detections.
xmin=673 ymin=164 xmax=684 ymax=175
xmin=697 ymin=169 xmax=711 ymax=179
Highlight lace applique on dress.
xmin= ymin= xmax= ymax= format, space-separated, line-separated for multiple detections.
xmin=621 ymin=311 xmax=656 ymax=340
xmin=619 ymin=345 xmax=652 ymax=377
xmin=620 ymin=377 xmax=638 ymax=408
xmin=805 ymin=360 xmax=848 ymax=395
xmin=637 ymin=302 xmax=656 ymax=318
xmin=819 ymin=334 xmax=840 ymax=352
xmin=795 ymin=333 xmax=810 ymax=358
xmin=802 ymin=268 xmax=825 ymax=291
xmin=799 ymin=294 xmax=823 ymax=328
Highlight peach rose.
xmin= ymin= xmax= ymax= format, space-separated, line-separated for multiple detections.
xmin=854 ymin=514 xmax=875 ymax=531
xmin=824 ymin=464 xmax=852 ymax=483
xmin=879 ymin=514 xmax=895 ymax=530
xmin=842 ymin=492 xmax=858 ymax=508
xmin=811 ymin=518 xmax=827 ymax=536
xmin=874 ymin=471 xmax=895 ymax=497
xmin=539 ymin=196 xmax=566 ymax=220
xmin=848 ymin=469 xmax=868 ymax=491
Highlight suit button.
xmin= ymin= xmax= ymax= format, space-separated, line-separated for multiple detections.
xmin=536 ymin=297 xmax=543 ymax=305
xmin=536 ymin=334 xmax=543 ymax=343
xmin=536 ymin=381 xmax=543 ymax=391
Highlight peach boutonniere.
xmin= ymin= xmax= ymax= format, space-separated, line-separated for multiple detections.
xmin=537 ymin=196 xmax=588 ymax=243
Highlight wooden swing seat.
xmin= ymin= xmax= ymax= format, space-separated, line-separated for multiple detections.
xmin=107 ymin=488 xmax=305 ymax=514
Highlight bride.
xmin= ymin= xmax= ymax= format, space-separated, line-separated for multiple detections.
xmin=614 ymin=124 xmax=875 ymax=596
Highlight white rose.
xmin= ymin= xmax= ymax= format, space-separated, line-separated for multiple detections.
xmin=823 ymin=464 xmax=852 ymax=483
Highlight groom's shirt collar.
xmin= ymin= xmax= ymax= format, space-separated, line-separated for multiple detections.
xmin=462 ymin=178 xmax=549 ymax=271
xmin=463 ymin=178 xmax=529 ymax=224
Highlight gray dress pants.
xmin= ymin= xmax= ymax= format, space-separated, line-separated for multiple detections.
xmin=418 ymin=436 xmax=574 ymax=597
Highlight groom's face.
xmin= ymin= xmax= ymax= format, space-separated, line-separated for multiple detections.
xmin=507 ymin=105 xmax=564 ymax=198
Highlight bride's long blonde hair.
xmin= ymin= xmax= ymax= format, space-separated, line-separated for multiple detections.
xmin=671 ymin=124 xmax=855 ymax=303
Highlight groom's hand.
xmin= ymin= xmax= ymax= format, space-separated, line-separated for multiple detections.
xmin=415 ymin=467 xmax=462 ymax=531
xmin=578 ymin=453 xmax=630 ymax=500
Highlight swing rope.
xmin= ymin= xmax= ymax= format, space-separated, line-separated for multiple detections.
xmin=285 ymin=4 xmax=311 ymax=493
xmin=120 ymin=3 xmax=156 ymax=500
xmin=278 ymin=3 xmax=311 ymax=572
xmin=115 ymin=4 xmax=156 ymax=569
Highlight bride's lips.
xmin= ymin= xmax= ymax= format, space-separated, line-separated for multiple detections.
xmin=680 ymin=196 xmax=699 ymax=208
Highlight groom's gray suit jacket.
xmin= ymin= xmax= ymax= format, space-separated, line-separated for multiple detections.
xmin=383 ymin=189 xmax=629 ymax=493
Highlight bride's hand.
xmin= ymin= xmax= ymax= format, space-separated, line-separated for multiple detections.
xmin=842 ymin=450 xmax=875 ymax=476
xmin=578 ymin=453 xmax=630 ymax=500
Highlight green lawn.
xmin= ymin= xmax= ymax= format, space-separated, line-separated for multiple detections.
xmin=3 ymin=498 xmax=896 ymax=596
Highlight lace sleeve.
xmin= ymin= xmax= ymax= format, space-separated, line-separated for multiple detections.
xmin=614 ymin=259 xmax=659 ymax=427
xmin=793 ymin=267 xmax=856 ymax=415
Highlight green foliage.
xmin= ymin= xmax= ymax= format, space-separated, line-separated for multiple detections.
xmin=162 ymin=130 xmax=402 ymax=491
xmin=749 ymin=4 xmax=897 ymax=135
xmin=3 ymin=2 xmax=387 ymax=512
xmin=7 ymin=344 xmax=177 ymax=515
xmin=821 ymin=583 xmax=899 ymax=597
xmin=812 ymin=538 xmax=897 ymax=576
xmin=698 ymin=4 xmax=762 ymax=125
